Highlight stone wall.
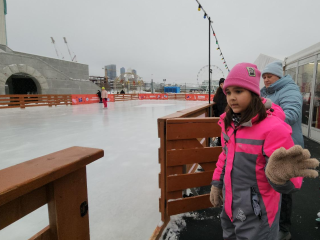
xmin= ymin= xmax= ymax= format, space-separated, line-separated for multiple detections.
xmin=0 ymin=44 xmax=100 ymax=94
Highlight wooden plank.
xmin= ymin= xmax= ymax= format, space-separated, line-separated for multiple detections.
xmin=167 ymin=171 xmax=213 ymax=192
xmin=29 ymin=226 xmax=53 ymax=240
xmin=167 ymin=147 xmax=222 ymax=166
xmin=166 ymin=139 xmax=204 ymax=150
xmin=0 ymin=186 xmax=47 ymax=230
xmin=158 ymin=103 xmax=213 ymax=120
xmin=0 ymin=146 xmax=104 ymax=206
xmin=199 ymin=162 xmax=217 ymax=171
xmin=158 ymin=121 xmax=166 ymax=222
xmin=167 ymin=194 xmax=212 ymax=216
xmin=167 ymin=122 xmax=221 ymax=140
xmin=149 ymin=218 xmax=170 ymax=240
xmin=48 ymin=167 xmax=90 ymax=240
xmin=167 ymin=117 xmax=220 ymax=123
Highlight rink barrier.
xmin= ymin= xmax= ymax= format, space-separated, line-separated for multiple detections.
xmin=151 ymin=103 xmax=221 ymax=240
xmin=0 ymin=146 xmax=104 ymax=240
xmin=0 ymin=94 xmax=72 ymax=109
xmin=167 ymin=93 xmax=186 ymax=100
xmin=114 ymin=94 xmax=139 ymax=101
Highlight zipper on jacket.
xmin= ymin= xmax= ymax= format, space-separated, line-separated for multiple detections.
xmin=251 ymin=187 xmax=262 ymax=220
xmin=230 ymin=127 xmax=237 ymax=222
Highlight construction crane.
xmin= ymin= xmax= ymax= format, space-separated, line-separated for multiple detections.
xmin=63 ymin=37 xmax=77 ymax=62
xmin=50 ymin=37 xmax=64 ymax=60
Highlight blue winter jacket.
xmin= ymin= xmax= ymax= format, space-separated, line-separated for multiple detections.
xmin=260 ymin=75 xmax=304 ymax=147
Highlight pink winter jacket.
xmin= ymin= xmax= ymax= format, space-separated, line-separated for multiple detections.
xmin=211 ymin=99 xmax=303 ymax=227
xmin=101 ymin=90 xmax=108 ymax=98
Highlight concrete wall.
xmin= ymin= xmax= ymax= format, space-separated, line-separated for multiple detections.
xmin=0 ymin=45 xmax=100 ymax=94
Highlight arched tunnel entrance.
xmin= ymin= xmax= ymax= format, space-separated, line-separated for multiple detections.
xmin=5 ymin=73 xmax=41 ymax=94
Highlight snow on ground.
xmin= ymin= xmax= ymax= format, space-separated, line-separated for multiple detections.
xmin=0 ymin=100 xmax=205 ymax=240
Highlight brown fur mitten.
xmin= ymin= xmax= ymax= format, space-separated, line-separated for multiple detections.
xmin=210 ymin=185 xmax=223 ymax=207
xmin=266 ymin=145 xmax=319 ymax=185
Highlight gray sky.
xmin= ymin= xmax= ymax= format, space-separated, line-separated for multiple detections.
xmin=6 ymin=0 xmax=320 ymax=84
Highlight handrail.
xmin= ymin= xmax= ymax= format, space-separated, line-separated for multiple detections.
xmin=0 ymin=146 xmax=104 ymax=239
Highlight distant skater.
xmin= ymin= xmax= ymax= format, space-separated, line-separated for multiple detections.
xmin=101 ymin=87 xmax=108 ymax=108
xmin=97 ymin=90 xmax=102 ymax=103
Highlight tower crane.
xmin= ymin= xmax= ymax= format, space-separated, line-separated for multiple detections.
xmin=63 ymin=37 xmax=77 ymax=62
xmin=50 ymin=37 xmax=64 ymax=59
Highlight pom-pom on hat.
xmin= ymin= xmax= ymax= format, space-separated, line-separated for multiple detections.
xmin=223 ymin=63 xmax=261 ymax=96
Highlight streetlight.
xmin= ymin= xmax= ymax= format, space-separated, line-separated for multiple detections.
xmin=151 ymin=74 xmax=154 ymax=93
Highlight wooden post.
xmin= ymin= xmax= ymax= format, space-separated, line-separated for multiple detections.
xmin=19 ymin=96 xmax=25 ymax=109
xmin=54 ymin=96 xmax=58 ymax=107
xmin=48 ymin=167 xmax=90 ymax=240
xmin=48 ymin=96 xmax=53 ymax=107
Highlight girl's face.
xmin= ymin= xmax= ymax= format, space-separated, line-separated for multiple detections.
xmin=225 ymin=86 xmax=252 ymax=114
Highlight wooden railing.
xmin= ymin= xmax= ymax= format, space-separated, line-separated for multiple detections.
xmin=151 ymin=103 xmax=221 ymax=240
xmin=0 ymin=147 xmax=104 ymax=240
xmin=0 ymin=94 xmax=72 ymax=109
xmin=167 ymin=94 xmax=186 ymax=100
xmin=114 ymin=94 xmax=139 ymax=101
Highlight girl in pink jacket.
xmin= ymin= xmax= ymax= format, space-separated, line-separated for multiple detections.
xmin=210 ymin=63 xmax=319 ymax=240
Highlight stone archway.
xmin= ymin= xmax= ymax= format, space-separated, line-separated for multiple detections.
xmin=0 ymin=64 xmax=49 ymax=95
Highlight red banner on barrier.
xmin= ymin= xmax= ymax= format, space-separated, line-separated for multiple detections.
xmin=72 ymin=94 xmax=99 ymax=105
xmin=72 ymin=94 xmax=115 ymax=105
xmin=138 ymin=94 xmax=168 ymax=100
xmin=185 ymin=94 xmax=214 ymax=101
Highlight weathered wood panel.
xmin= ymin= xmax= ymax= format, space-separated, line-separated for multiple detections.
xmin=29 ymin=226 xmax=53 ymax=240
xmin=48 ymin=167 xmax=90 ymax=240
xmin=167 ymin=171 xmax=214 ymax=192
xmin=167 ymin=194 xmax=212 ymax=216
xmin=0 ymin=186 xmax=47 ymax=230
xmin=166 ymin=122 xmax=221 ymax=140
xmin=167 ymin=147 xmax=222 ymax=166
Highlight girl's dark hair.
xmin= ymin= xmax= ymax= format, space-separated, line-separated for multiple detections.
xmin=224 ymin=92 xmax=267 ymax=132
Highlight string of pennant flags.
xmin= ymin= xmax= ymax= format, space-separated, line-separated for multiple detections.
xmin=195 ymin=0 xmax=230 ymax=72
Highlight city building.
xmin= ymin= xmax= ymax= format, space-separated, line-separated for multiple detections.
xmin=105 ymin=64 xmax=117 ymax=80
xmin=120 ymin=67 xmax=125 ymax=74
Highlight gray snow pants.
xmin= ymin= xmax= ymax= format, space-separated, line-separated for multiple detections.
xmin=220 ymin=208 xmax=279 ymax=240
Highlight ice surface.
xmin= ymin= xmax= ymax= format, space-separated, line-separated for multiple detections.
xmin=0 ymin=100 xmax=204 ymax=240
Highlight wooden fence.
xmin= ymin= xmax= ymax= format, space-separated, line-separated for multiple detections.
xmin=0 ymin=94 xmax=72 ymax=109
xmin=0 ymin=147 xmax=104 ymax=240
xmin=151 ymin=103 xmax=222 ymax=240
xmin=167 ymin=94 xmax=186 ymax=100
xmin=114 ymin=94 xmax=139 ymax=102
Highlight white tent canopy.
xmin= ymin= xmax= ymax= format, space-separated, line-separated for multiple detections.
xmin=284 ymin=41 xmax=320 ymax=66
xmin=254 ymin=54 xmax=281 ymax=88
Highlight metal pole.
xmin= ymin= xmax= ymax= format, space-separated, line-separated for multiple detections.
xmin=208 ymin=17 xmax=212 ymax=116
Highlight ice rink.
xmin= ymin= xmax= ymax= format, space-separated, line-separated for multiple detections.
xmin=0 ymin=100 xmax=205 ymax=240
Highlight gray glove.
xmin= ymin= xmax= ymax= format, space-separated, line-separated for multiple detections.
xmin=266 ymin=145 xmax=319 ymax=185
xmin=210 ymin=185 xmax=223 ymax=207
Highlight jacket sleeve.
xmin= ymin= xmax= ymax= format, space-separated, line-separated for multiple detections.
xmin=263 ymin=120 xmax=303 ymax=194
xmin=211 ymin=132 xmax=227 ymax=188
xmin=280 ymin=87 xmax=303 ymax=126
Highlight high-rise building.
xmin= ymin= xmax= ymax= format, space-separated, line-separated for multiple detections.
xmin=120 ymin=67 xmax=125 ymax=74
xmin=105 ymin=64 xmax=117 ymax=80
xmin=132 ymin=69 xmax=137 ymax=75
xmin=0 ymin=0 xmax=8 ymax=45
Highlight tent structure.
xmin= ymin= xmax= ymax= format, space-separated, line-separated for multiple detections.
xmin=254 ymin=53 xmax=281 ymax=88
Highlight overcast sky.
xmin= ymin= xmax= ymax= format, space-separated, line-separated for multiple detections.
xmin=5 ymin=0 xmax=320 ymax=84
